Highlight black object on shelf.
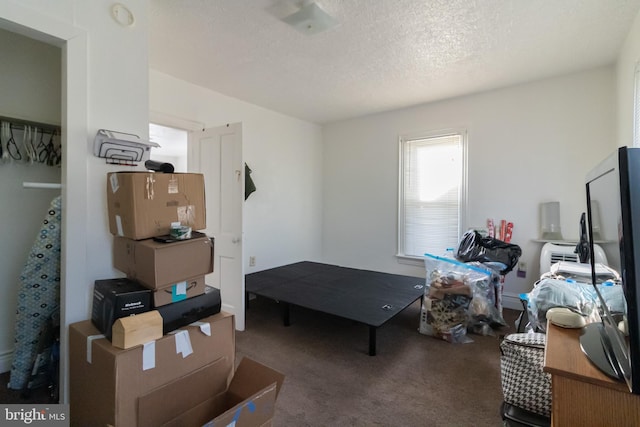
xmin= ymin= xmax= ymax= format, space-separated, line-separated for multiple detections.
xmin=152 ymin=230 xmax=207 ymax=244
xmin=145 ymin=159 xmax=175 ymax=173
xmin=156 ymin=286 xmax=222 ymax=334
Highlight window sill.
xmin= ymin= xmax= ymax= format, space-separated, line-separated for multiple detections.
xmin=395 ymin=254 xmax=425 ymax=267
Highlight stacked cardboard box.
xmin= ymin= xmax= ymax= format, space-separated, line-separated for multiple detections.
xmin=100 ymin=172 xmax=220 ymax=335
xmin=69 ymin=172 xmax=284 ymax=426
xmin=106 ymin=171 xmax=211 ymax=304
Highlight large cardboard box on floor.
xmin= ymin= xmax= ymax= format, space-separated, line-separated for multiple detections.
xmin=113 ymin=235 xmax=214 ymax=289
xmin=106 ymin=172 xmax=206 ymax=240
xmin=69 ymin=311 xmax=285 ymax=427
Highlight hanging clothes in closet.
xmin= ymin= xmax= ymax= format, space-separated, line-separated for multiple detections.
xmin=8 ymin=195 xmax=61 ymax=391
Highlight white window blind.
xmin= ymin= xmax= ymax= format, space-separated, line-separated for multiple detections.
xmin=398 ymin=131 xmax=465 ymax=258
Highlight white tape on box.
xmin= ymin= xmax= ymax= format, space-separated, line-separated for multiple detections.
xmin=86 ymin=334 xmax=106 ymax=364
xmin=174 ymin=330 xmax=193 ymax=358
xmin=143 ymin=341 xmax=156 ymax=370
xmin=109 ymin=173 xmax=119 ymax=193
xmin=175 ymin=281 xmax=187 ymax=296
xmin=115 ymin=215 xmax=124 ymax=236
xmin=190 ymin=321 xmax=211 ymax=336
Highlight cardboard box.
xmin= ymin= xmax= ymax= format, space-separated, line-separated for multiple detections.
xmin=111 ymin=310 xmax=163 ymax=349
xmin=152 ymin=275 xmax=206 ymax=307
xmin=69 ymin=312 xmax=235 ymax=427
xmin=113 ymin=235 xmax=214 ymax=289
xmin=69 ymin=312 xmax=284 ymax=427
xmin=92 ymin=278 xmax=152 ymax=340
xmin=142 ymin=357 xmax=284 ymax=427
xmin=107 ymin=172 xmax=206 ymax=240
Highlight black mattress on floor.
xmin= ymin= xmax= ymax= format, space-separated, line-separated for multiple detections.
xmin=245 ymin=261 xmax=425 ymax=327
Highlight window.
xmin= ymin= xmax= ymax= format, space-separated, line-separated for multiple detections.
xmin=398 ymin=129 xmax=467 ymax=260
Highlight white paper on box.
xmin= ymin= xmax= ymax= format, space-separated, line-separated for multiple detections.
xmin=143 ymin=341 xmax=156 ymax=370
xmin=86 ymin=334 xmax=106 ymax=363
xmin=174 ymin=330 xmax=193 ymax=358
xmin=191 ymin=321 xmax=211 ymax=336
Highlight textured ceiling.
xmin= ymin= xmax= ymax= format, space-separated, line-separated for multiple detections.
xmin=149 ymin=0 xmax=640 ymax=124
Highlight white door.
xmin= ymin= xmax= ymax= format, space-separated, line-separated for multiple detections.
xmin=188 ymin=123 xmax=245 ymax=330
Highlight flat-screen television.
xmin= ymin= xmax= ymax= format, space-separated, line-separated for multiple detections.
xmin=582 ymin=146 xmax=640 ymax=394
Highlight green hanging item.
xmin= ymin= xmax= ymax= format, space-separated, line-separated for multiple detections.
xmin=245 ymin=163 xmax=256 ymax=200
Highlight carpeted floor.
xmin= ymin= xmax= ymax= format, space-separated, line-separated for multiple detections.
xmin=0 ymin=296 xmax=521 ymax=426
xmin=236 ymin=295 xmax=521 ymax=427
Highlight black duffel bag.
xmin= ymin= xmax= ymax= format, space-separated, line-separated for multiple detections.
xmin=456 ymin=230 xmax=522 ymax=274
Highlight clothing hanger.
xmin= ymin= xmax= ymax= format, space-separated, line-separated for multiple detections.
xmin=0 ymin=122 xmax=5 ymax=163
xmin=7 ymin=123 xmax=21 ymax=161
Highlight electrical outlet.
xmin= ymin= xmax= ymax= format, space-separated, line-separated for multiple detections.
xmin=518 ymin=261 xmax=527 ymax=272
xmin=249 ymin=256 xmax=256 ymax=267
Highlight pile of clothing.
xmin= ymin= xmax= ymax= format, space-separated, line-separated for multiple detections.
xmin=523 ymin=262 xmax=624 ymax=333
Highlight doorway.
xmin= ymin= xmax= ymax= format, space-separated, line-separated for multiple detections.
xmin=149 ymin=123 xmax=188 ymax=171
xmin=149 ymin=120 xmax=246 ymax=330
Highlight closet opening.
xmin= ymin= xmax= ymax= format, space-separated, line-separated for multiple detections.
xmin=0 ymin=27 xmax=62 ymax=404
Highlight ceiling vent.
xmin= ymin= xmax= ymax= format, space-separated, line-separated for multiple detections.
xmin=281 ymin=1 xmax=338 ymax=35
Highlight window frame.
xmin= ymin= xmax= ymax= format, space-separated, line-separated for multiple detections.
xmin=633 ymin=60 xmax=640 ymax=148
xmin=396 ymin=128 xmax=468 ymax=266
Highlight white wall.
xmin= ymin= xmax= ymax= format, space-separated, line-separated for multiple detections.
xmin=322 ymin=67 xmax=616 ymax=308
xmin=149 ymin=70 xmax=324 ymax=272
xmin=0 ymin=0 xmax=150 ymax=401
xmin=0 ymin=28 xmax=61 ymax=124
xmin=0 ymin=28 xmax=62 ymax=372
xmin=617 ymin=8 xmax=640 ymax=146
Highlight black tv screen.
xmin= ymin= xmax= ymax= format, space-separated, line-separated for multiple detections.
xmin=583 ymin=146 xmax=640 ymax=394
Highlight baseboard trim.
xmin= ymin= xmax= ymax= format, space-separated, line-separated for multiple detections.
xmin=502 ymin=292 xmax=525 ymax=311
xmin=0 ymin=349 xmax=13 ymax=374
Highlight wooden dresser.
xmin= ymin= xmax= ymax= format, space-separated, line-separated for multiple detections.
xmin=543 ymin=323 xmax=640 ymax=426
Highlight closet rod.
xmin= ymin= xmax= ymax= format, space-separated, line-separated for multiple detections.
xmin=23 ymin=182 xmax=62 ymax=189
xmin=0 ymin=115 xmax=61 ymax=133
